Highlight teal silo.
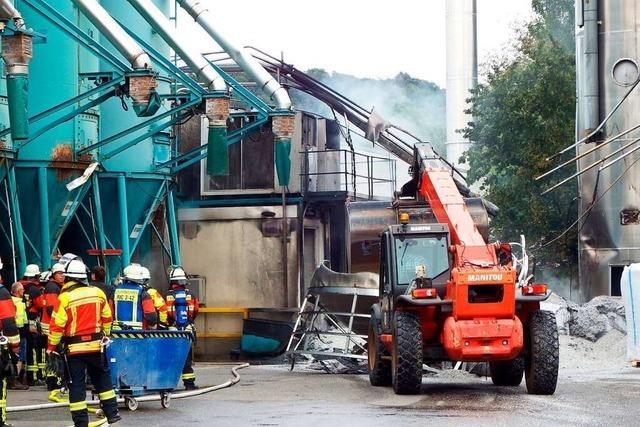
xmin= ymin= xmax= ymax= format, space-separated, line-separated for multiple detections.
xmin=0 ymin=0 xmax=100 ymax=274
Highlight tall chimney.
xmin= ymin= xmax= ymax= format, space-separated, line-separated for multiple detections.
xmin=445 ymin=0 xmax=478 ymax=173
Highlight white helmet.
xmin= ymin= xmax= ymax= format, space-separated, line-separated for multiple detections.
xmin=141 ymin=266 xmax=151 ymax=281
xmin=123 ymin=263 xmax=145 ymax=284
xmin=39 ymin=270 xmax=52 ymax=283
xmin=65 ymin=259 xmax=88 ymax=280
xmin=169 ymin=266 xmax=187 ymax=282
xmin=51 ymin=263 xmax=65 ymax=274
xmin=24 ymin=264 xmax=41 ymax=278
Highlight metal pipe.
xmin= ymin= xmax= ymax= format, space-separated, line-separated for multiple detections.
xmin=91 ymin=174 xmax=108 ymax=281
xmin=37 ymin=168 xmax=50 ymax=267
xmin=7 ymin=166 xmax=25 ymax=275
xmin=126 ymin=0 xmax=226 ymax=91
xmin=176 ymin=0 xmax=291 ymax=109
xmin=166 ymin=186 xmax=181 ymax=265
xmin=536 ymin=121 xmax=640 ymax=181
xmin=542 ymin=136 xmax=640 ymax=195
xmin=72 ymin=0 xmax=151 ymax=69
xmin=0 ymin=0 xmax=21 ymax=23
xmin=117 ymin=175 xmax=130 ymax=266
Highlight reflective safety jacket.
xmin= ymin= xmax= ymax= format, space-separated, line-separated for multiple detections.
xmin=21 ymin=279 xmax=44 ymax=329
xmin=113 ymin=281 xmax=158 ymax=329
xmin=166 ymin=286 xmax=199 ymax=329
xmin=146 ymin=287 xmax=168 ymax=327
xmin=11 ymin=296 xmax=26 ymax=329
xmin=47 ymin=281 xmax=112 ymax=355
xmin=40 ymin=280 xmax=62 ymax=336
xmin=0 ymin=286 xmax=20 ymax=352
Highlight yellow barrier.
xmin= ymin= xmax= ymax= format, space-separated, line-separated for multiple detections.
xmin=197 ymin=307 xmax=248 ymax=339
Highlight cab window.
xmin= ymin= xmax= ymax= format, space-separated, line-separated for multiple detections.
xmin=394 ymin=235 xmax=448 ymax=285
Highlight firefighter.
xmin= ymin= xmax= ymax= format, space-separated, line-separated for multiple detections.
xmin=9 ymin=282 xmax=28 ymax=390
xmin=165 ymin=266 xmax=199 ymax=390
xmin=42 ymin=263 xmax=65 ymax=395
xmin=47 ymin=258 xmax=120 ymax=427
xmin=0 ymin=273 xmax=21 ymax=426
xmin=141 ymin=266 xmax=168 ymax=329
xmin=20 ymin=264 xmax=44 ymax=385
xmin=113 ymin=264 xmax=158 ymax=330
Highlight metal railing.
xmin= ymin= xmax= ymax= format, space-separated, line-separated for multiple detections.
xmin=300 ymin=149 xmax=396 ymax=200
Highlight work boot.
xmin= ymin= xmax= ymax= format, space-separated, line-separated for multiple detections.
xmin=7 ymin=378 xmax=28 ymax=390
xmin=184 ymin=383 xmax=198 ymax=391
xmin=107 ymin=413 xmax=122 ymax=424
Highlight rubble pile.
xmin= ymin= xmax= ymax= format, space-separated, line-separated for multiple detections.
xmin=543 ymin=293 xmax=628 ymax=370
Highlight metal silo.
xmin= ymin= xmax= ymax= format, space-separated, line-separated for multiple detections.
xmin=576 ymin=0 xmax=640 ymax=300
xmin=69 ymin=0 xmax=176 ymax=280
xmin=0 ymin=0 xmax=99 ymax=275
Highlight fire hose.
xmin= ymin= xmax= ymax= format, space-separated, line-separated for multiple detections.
xmin=7 ymin=363 xmax=249 ymax=413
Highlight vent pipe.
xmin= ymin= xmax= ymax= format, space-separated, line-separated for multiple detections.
xmin=127 ymin=0 xmax=229 ymax=174
xmin=445 ymin=0 xmax=477 ymax=173
xmin=73 ymin=0 xmax=160 ymax=116
xmin=126 ymin=0 xmax=226 ymax=92
xmin=0 ymin=0 xmax=32 ymax=145
xmin=176 ymin=0 xmax=291 ymax=110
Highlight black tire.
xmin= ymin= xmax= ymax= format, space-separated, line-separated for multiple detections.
xmin=368 ymin=314 xmax=392 ymax=386
xmin=391 ymin=311 xmax=423 ymax=395
xmin=525 ymin=310 xmax=559 ymax=395
xmin=490 ymin=357 xmax=524 ymax=386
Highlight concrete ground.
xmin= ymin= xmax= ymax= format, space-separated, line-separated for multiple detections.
xmin=7 ymin=362 xmax=640 ymax=426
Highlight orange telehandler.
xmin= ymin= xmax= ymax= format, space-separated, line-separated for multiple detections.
xmin=368 ymin=144 xmax=559 ymax=395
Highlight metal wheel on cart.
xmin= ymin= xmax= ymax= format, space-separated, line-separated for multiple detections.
xmin=160 ymin=392 xmax=171 ymax=409
xmin=125 ymin=397 xmax=139 ymax=411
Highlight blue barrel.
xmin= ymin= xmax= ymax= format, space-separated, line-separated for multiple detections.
xmin=107 ymin=330 xmax=192 ymax=396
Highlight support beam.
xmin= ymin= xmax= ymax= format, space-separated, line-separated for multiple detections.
xmin=37 ymin=167 xmax=50 ymax=266
xmin=117 ymin=175 xmax=130 ymax=266
xmin=166 ymin=186 xmax=181 ymax=265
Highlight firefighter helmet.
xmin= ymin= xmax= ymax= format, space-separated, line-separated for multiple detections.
xmin=123 ymin=263 xmax=145 ymax=284
xmin=24 ymin=264 xmax=40 ymax=278
xmin=39 ymin=270 xmax=52 ymax=283
xmin=169 ymin=266 xmax=187 ymax=282
xmin=51 ymin=263 xmax=65 ymax=274
xmin=65 ymin=259 xmax=88 ymax=281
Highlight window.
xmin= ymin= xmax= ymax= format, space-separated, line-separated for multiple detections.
xmin=394 ymin=236 xmax=449 ymax=285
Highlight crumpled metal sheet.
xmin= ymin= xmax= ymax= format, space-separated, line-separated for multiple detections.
xmin=309 ymin=261 xmax=378 ymax=290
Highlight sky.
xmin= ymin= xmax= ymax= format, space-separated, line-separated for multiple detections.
xmin=176 ymin=0 xmax=533 ymax=88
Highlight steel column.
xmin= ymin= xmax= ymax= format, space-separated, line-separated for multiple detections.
xmin=37 ymin=167 xmax=50 ymax=266
xmin=166 ymin=186 xmax=181 ymax=265
xmin=7 ymin=165 xmax=26 ymax=274
xmin=91 ymin=173 xmax=108 ymax=280
xmin=117 ymin=175 xmax=130 ymax=266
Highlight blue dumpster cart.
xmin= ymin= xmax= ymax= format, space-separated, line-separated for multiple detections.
xmin=106 ymin=330 xmax=192 ymax=410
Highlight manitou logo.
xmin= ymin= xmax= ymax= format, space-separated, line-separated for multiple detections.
xmin=467 ymin=274 xmax=504 ymax=282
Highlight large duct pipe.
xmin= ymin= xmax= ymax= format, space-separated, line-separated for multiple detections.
xmin=575 ymin=0 xmax=599 ymax=139
xmin=0 ymin=0 xmax=21 ymax=23
xmin=73 ymin=0 xmax=151 ymax=70
xmin=0 ymin=0 xmax=32 ymax=144
xmin=73 ymin=0 xmax=160 ymax=116
xmin=176 ymin=0 xmax=291 ymax=110
xmin=445 ymin=0 xmax=477 ymax=173
xmin=127 ymin=0 xmax=229 ymax=174
xmin=126 ymin=0 xmax=226 ymax=92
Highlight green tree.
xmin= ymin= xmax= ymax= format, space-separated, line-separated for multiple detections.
xmin=462 ymin=0 xmax=576 ymax=264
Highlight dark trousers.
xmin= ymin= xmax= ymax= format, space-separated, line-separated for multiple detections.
xmin=25 ymin=332 xmax=39 ymax=384
xmin=0 ymin=375 xmax=6 ymax=426
xmin=67 ymin=352 xmax=118 ymax=427
xmin=181 ymin=348 xmax=195 ymax=386
xmin=38 ymin=335 xmax=47 ymax=380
